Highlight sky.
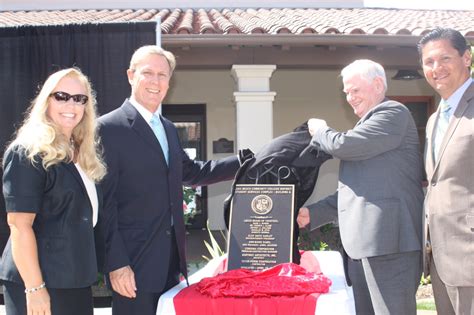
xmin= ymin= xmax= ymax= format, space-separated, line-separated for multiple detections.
xmin=0 ymin=0 xmax=473 ymax=11
xmin=365 ymin=0 xmax=474 ymax=10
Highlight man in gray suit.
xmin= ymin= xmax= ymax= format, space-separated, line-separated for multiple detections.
xmin=418 ymin=28 xmax=474 ymax=315
xmin=297 ymin=59 xmax=424 ymax=315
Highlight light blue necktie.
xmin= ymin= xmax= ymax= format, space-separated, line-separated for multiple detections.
xmin=433 ymin=100 xmax=451 ymax=161
xmin=150 ymin=114 xmax=169 ymax=165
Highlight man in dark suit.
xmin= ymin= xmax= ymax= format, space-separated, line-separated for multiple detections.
xmin=418 ymin=28 xmax=474 ymax=315
xmin=298 ymin=59 xmax=424 ymax=314
xmin=98 ymin=45 xmax=240 ymax=315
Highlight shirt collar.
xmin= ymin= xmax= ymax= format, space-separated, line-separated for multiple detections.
xmin=444 ymin=77 xmax=473 ymax=115
xmin=128 ymin=97 xmax=161 ymax=126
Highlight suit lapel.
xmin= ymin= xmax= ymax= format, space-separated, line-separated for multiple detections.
xmin=64 ymin=163 xmax=91 ymax=208
xmin=432 ymin=82 xmax=474 ymax=176
xmin=65 ymin=163 xmax=102 ymax=222
xmin=96 ymin=184 xmax=103 ymax=211
xmin=121 ymin=101 xmax=168 ymax=166
xmin=162 ymin=116 xmax=178 ymax=172
xmin=65 ymin=163 xmax=86 ymax=191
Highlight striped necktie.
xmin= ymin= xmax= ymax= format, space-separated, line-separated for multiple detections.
xmin=433 ymin=100 xmax=451 ymax=161
xmin=150 ymin=114 xmax=169 ymax=165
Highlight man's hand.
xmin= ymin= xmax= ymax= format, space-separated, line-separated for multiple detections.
xmin=109 ymin=265 xmax=137 ymax=298
xmin=308 ymin=118 xmax=328 ymax=136
xmin=297 ymin=207 xmax=311 ymax=228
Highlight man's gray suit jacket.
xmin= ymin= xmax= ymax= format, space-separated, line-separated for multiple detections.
xmin=307 ymin=100 xmax=424 ymax=260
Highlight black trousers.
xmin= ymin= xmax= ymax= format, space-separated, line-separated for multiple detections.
xmin=2 ymin=281 xmax=93 ymax=315
xmin=112 ymin=230 xmax=181 ymax=315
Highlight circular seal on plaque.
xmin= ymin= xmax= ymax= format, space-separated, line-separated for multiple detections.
xmin=251 ymin=195 xmax=273 ymax=215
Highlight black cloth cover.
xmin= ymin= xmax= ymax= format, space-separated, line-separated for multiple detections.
xmin=224 ymin=122 xmax=332 ymax=264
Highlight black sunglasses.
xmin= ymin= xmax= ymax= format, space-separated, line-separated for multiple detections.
xmin=50 ymin=91 xmax=88 ymax=105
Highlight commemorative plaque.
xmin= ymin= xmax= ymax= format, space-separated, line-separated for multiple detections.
xmin=227 ymin=184 xmax=295 ymax=271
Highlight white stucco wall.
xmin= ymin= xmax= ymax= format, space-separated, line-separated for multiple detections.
xmin=272 ymin=69 xmax=354 ymax=206
xmin=386 ymin=69 xmax=439 ymax=98
xmin=165 ymin=68 xmax=435 ymax=229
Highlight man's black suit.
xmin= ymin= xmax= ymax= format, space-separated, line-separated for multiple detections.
xmin=98 ymin=100 xmax=239 ymax=300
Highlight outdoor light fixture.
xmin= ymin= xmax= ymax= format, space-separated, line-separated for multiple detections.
xmin=392 ymin=69 xmax=424 ymax=81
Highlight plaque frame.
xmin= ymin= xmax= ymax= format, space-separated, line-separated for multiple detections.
xmin=227 ymin=184 xmax=295 ymax=271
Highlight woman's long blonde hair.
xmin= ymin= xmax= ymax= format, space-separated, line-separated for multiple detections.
xmin=9 ymin=68 xmax=106 ymax=182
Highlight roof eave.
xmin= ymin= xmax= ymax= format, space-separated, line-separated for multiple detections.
xmin=162 ymin=34 xmax=423 ymax=48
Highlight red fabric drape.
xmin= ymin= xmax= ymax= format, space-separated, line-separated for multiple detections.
xmin=175 ymin=288 xmax=320 ymax=315
xmin=174 ymin=252 xmax=331 ymax=315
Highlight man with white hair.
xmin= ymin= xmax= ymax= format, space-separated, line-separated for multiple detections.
xmin=298 ymin=59 xmax=424 ymax=314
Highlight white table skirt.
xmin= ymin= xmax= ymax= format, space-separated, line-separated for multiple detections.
xmin=157 ymin=251 xmax=355 ymax=315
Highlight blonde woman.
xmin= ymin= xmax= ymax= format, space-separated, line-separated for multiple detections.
xmin=1 ymin=68 xmax=106 ymax=315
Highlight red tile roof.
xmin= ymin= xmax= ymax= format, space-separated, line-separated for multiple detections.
xmin=1 ymin=8 xmax=473 ymax=37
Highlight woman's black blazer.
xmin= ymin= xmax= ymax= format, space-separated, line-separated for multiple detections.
xmin=0 ymin=146 xmax=102 ymax=288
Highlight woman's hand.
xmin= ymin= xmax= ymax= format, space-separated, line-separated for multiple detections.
xmin=26 ymin=288 xmax=51 ymax=315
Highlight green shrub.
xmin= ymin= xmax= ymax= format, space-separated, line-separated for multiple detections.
xmin=416 ymin=300 xmax=436 ymax=311
xmin=298 ymin=223 xmax=342 ymax=251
